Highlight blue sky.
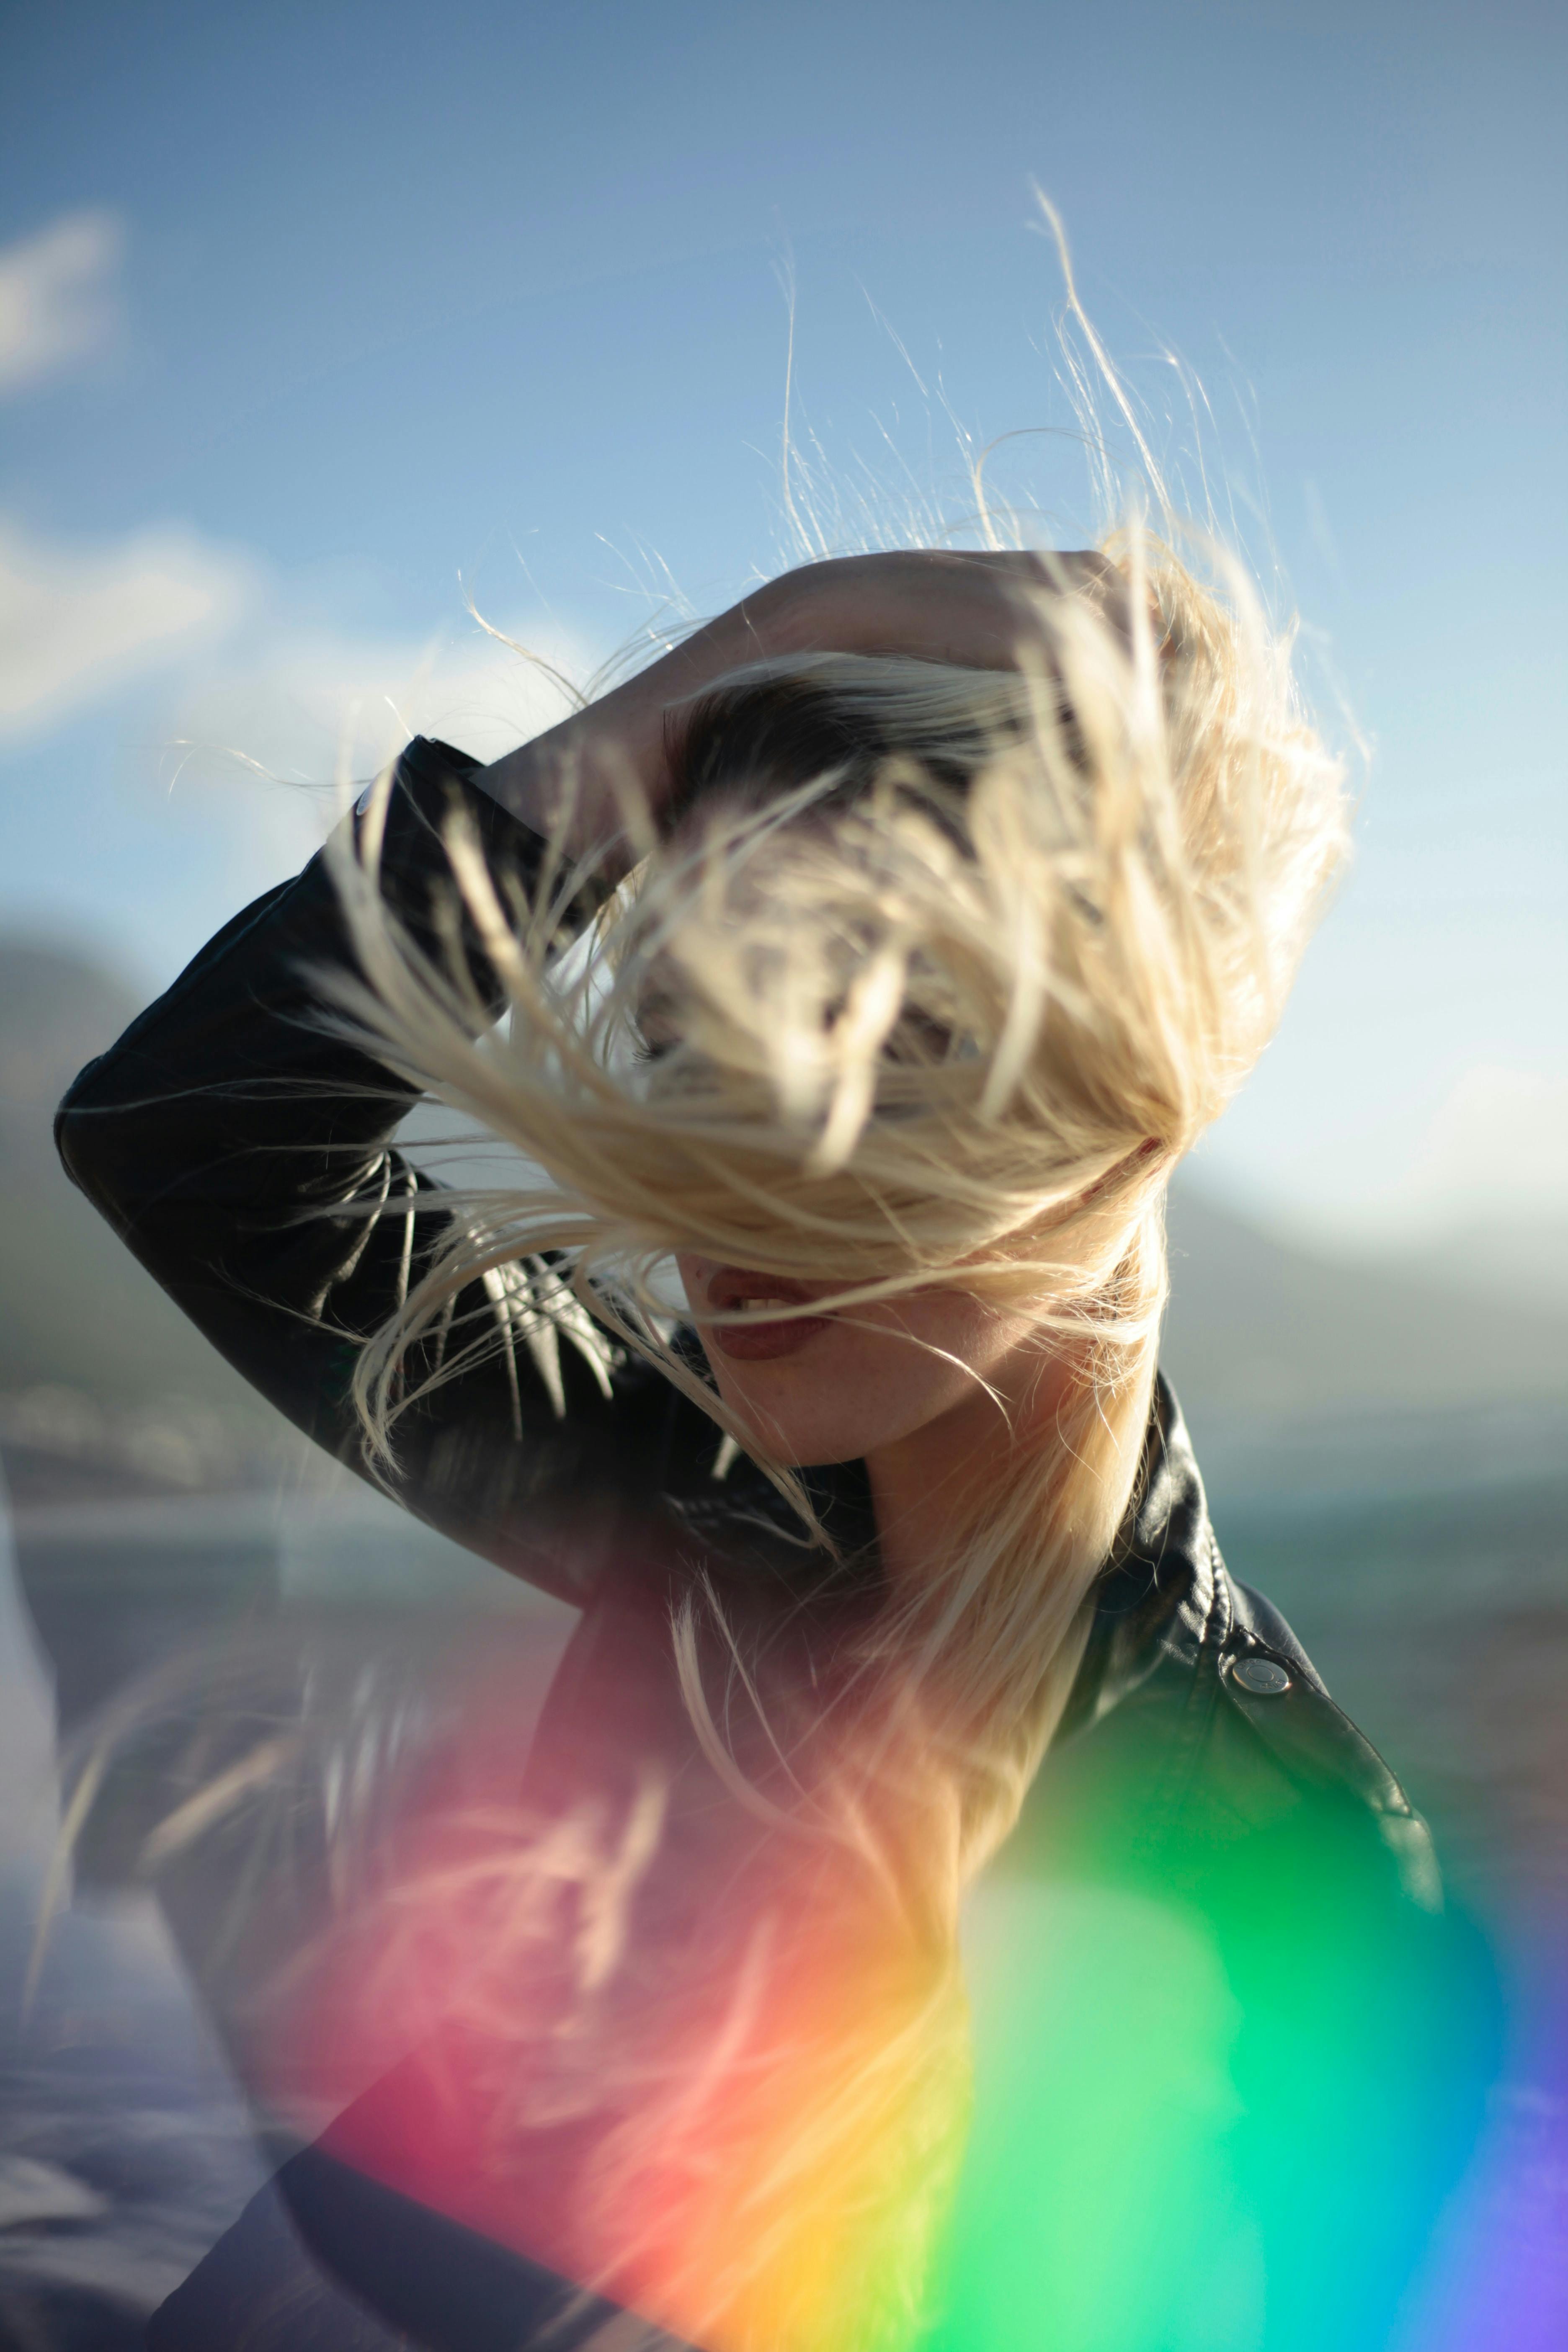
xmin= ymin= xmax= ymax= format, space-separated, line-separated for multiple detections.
xmin=1 ymin=0 xmax=1563 ymax=1257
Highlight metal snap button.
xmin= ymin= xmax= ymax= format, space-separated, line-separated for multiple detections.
xmin=1230 ymin=1655 xmax=1291 ymax=1696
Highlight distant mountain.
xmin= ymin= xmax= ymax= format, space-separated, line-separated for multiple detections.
xmin=3 ymin=934 xmax=1565 ymax=1451
xmin=0 ymin=941 xmax=143 ymax=1184
xmin=1161 ymin=1180 xmax=1568 ymax=1503
xmin=1394 ymin=1215 xmax=1568 ymax=1315
xmin=0 ymin=939 xmax=269 ymax=1416
xmin=1162 ymin=1181 xmax=1568 ymax=1422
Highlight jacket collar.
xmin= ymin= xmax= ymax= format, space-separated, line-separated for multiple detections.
xmin=671 ymin=1371 xmax=1222 ymax=1741
xmin=1054 ymin=1375 xmax=1221 ymax=1743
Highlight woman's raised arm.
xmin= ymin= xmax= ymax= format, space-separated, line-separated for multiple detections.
xmin=54 ymin=738 xmax=714 ymax=1604
xmin=476 ymin=549 xmax=1112 ymax=860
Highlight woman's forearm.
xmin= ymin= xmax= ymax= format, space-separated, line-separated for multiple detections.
xmin=469 ymin=550 xmax=1091 ymax=864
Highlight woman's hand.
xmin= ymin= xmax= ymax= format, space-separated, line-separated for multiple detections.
xmin=473 ymin=549 xmax=1114 ymax=864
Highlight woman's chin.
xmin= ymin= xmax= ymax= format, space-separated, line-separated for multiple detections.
xmin=727 ymin=1410 xmax=871 ymax=1470
xmin=717 ymin=1378 xmax=936 ymax=1468
xmin=699 ymin=1310 xmax=997 ymax=1468
xmin=714 ymin=1381 xmax=884 ymax=1469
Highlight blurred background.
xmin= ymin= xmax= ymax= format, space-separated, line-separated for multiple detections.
xmin=0 ymin=1 xmax=1564 ymax=2343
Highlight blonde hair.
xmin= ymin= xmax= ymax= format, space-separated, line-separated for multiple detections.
xmin=313 ymin=529 xmax=1346 ymax=2349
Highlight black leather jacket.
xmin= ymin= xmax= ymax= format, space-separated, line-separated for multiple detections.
xmin=58 ymin=738 xmax=1494 ymax=2352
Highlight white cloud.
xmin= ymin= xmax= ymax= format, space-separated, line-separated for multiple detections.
xmin=0 ymin=509 xmax=600 ymax=967
xmin=148 ymin=619 xmax=594 ymax=895
xmin=169 ymin=620 xmax=586 ymax=792
xmin=0 ymin=516 xmax=255 ymax=744
xmin=163 ymin=624 xmax=588 ymax=842
xmin=1401 ymin=1065 xmax=1568 ymax=1225
xmin=0 ymin=212 xmax=123 ymax=395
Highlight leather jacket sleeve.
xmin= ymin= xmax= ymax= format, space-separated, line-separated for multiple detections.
xmin=54 ymin=735 xmax=717 ymax=1604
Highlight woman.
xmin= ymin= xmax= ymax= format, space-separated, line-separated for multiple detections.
xmin=59 ymin=545 xmax=1491 ymax=2351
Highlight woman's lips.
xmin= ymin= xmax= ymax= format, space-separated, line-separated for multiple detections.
xmin=707 ymin=1310 xmax=832 ymax=1362
xmin=699 ymin=1272 xmax=833 ymax=1363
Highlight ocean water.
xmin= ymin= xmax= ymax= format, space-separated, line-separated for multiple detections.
xmin=1210 ymin=1452 xmax=1568 ymax=1929
xmin=0 ymin=1424 xmax=1564 ymax=2350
